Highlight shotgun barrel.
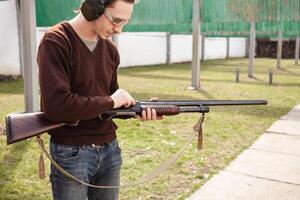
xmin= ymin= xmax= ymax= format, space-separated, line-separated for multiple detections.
xmin=99 ymin=100 xmax=267 ymax=120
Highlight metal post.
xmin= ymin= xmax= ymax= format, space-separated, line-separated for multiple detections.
xmin=295 ymin=37 xmax=299 ymax=65
xmin=226 ymin=37 xmax=230 ymax=59
xmin=277 ymin=30 xmax=283 ymax=69
xmin=236 ymin=69 xmax=240 ymax=82
xmin=166 ymin=32 xmax=171 ymax=65
xmin=248 ymin=21 xmax=256 ymax=78
xmin=15 ymin=0 xmax=24 ymax=76
xmin=245 ymin=38 xmax=249 ymax=58
xmin=269 ymin=68 xmax=273 ymax=85
xmin=201 ymin=35 xmax=205 ymax=61
xmin=190 ymin=0 xmax=201 ymax=89
xmin=20 ymin=0 xmax=39 ymax=112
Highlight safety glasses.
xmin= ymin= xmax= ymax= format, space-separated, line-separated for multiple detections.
xmin=103 ymin=10 xmax=130 ymax=26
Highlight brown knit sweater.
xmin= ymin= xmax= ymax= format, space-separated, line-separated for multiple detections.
xmin=37 ymin=21 xmax=119 ymax=145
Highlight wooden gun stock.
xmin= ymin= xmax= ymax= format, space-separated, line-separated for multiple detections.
xmin=5 ymin=112 xmax=77 ymax=145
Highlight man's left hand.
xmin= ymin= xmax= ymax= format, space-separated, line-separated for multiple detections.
xmin=136 ymin=97 xmax=164 ymax=121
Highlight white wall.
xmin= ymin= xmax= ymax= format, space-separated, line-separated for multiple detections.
xmin=118 ymin=32 xmax=167 ymax=67
xmin=0 ymin=1 xmax=20 ymax=75
xmin=170 ymin=34 xmax=193 ymax=63
xmin=117 ymin=34 xmax=246 ymax=66
xmin=229 ymin=38 xmax=247 ymax=57
xmin=204 ymin=37 xmax=227 ymax=60
xmin=1 ymin=20 xmax=247 ymax=75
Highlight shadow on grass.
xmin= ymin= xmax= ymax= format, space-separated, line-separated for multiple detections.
xmin=120 ymin=67 xmax=299 ymax=87
xmin=252 ymin=76 xmax=266 ymax=83
xmin=121 ymin=70 xmax=300 ymax=88
xmin=203 ymin=58 xmax=247 ymax=65
xmin=204 ymin=64 xmax=300 ymax=76
xmin=211 ymin=104 xmax=291 ymax=119
xmin=0 ymin=79 xmax=24 ymax=95
xmin=118 ymin=60 xmax=300 ymax=86
xmin=282 ymin=64 xmax=300 ymax=69
xmin=128 ymin=92 xmax=190 ymax=100
xmin=204 ymin=67 xmax=256 ymax=74
xmin=196 ymin=89 xmax=216 ymax=99
xmin=202 ymin=78 xmax=300 ymax=87
xmin=0 ymin=139 xmax=30 ymax=190
xmin=120 ymin=70 xmax=263 ymax=84
xmin=129 ymin=91 xmax=215 ymax=101
xmin=122 ymin=72 xmax=190 ymax=81
xmin=278 ymin=68 xmax=300 ymax=76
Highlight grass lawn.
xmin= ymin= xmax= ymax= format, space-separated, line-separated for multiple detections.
xmin=0 ymin=58 xmax=300 ymax=200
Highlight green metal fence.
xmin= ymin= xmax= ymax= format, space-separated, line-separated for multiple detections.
xmin=201 ymin=0 xmax=300 ymax=38
xmin=36 ymin=0 xmax=193 ymax=33
xmin=36 ymin=0 xmax=81 ymax=27
xmin=36 ymin=0 xmax=300 ymax=38
xmin=123 ymin=0 xmax=193 ymax=33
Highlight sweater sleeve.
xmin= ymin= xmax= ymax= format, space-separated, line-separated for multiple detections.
xmin=109 ymin=48 xmax=120 ymax=95
xmin=37 ymin=37 xmax=114 ymax=122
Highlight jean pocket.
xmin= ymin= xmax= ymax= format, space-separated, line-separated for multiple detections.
xmin=51 ymin=143 xmax=82 ymax=161
xmin=113 ymin=140 xmax=122 ymax=154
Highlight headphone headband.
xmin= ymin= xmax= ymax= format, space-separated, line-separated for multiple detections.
xmin=81 ymin=0 xmax=109 ymax=21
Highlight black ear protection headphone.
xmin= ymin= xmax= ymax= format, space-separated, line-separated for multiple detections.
xmin=81 ymin=0 xmax=110 ymax=21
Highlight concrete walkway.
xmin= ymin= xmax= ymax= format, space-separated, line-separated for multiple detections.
xmin=187 ymin=104 xmax=300 ymax=200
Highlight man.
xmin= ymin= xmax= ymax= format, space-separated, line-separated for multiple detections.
xmin=37 ymin=0 xmax=158 ymax=199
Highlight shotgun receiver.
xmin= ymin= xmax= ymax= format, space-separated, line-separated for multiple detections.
xmin=5 ymin=99 xmax=267 ymax=145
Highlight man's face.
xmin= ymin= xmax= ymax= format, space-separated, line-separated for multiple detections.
xmin=92 ymin=1 xmax=134 ymax=40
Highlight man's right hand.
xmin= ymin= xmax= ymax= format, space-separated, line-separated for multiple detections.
xmin=110 ymin=89 xmax=135 ymax=108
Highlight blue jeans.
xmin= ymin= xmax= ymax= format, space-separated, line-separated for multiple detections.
xmin=50 ymin=139 xmax=122 ymax=200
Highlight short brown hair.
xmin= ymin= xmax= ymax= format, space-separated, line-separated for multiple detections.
xmin=81 ymin=0 xmax=137 ymax=8
xmin=76 ymin=0 xmax=137 ymax=14
xmin=105 ymin=0 xmax=137 ymax=7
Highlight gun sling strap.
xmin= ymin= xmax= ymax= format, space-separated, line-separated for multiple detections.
xmin=36 ymin=114 xmax=205 ymax=188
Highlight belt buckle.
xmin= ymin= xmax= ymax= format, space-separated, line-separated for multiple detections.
xmin=91 ymin=143 xmax=104 ymax=148
xmin=91 ymin=144 xmax=99 ymax=148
